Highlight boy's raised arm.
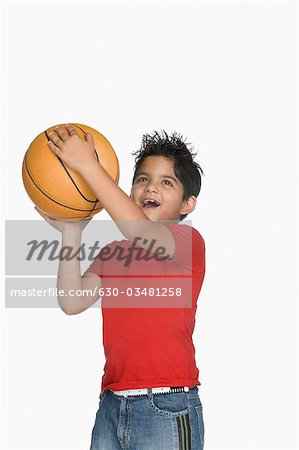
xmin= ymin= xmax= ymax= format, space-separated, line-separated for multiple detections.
xmin=58 ymin=229 xmax=102 ymax=315
xmin=35 ymin=207 xmax=102 ymax=315
xmin=47 ymin=125 xmax=179 ymax=258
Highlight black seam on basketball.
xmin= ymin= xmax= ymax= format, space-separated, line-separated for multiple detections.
xmin=82 ymin=196 xmax=99 ymax=219
xmin=24 ymin=155 xmax=97 ymax=212
xmin=44 ymin=130 xmax=98 ymax=203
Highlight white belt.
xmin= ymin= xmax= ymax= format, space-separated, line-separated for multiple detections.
xmin=111 ymin=386 xmax=190 ymax=397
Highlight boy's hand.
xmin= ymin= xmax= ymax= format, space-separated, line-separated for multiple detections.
xmin=35 ymin=206 xmax=92 ymax=234
xmin=47 ymin=124 xmax=98 ymax=174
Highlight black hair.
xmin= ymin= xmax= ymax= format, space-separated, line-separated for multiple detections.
xmin=131 ymin=130 xmax=205 ymax=221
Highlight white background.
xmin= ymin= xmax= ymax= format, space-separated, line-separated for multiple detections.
xmin=1 ymin=1 xmax=298 ymax=449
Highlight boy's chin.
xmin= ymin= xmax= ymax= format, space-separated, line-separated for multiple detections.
xmin=141 ymin=206 xmax=160 ymax=219
xmin=142 ymin=207 xmax=157 ymax=215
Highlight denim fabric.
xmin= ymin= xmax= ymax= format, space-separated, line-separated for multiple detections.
xmin=90 ymin=386 xmax=204 ymax=450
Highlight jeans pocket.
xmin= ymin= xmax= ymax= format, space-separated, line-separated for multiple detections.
xmin=195 ymin=404 xmax=205 ymax=447
xmin=148 ymin=392 xmax=191 ymax=417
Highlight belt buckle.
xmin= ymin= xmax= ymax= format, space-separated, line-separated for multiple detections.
xmin=169 ymin=386 xmax=189 ymax=393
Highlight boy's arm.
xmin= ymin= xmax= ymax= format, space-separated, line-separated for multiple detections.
xmin=35 ymin=207 xmax=102 ymax=315
xmin=80 ymin=162 xmax=176 ymax=259
xmin=57 ymin=229 xmax=102 ymax=315
xmin=47 ymin=126 xmax=176 ymax=259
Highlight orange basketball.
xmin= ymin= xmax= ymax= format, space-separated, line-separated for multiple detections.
xmin=22 ymin=123 xmax=119 ymax=221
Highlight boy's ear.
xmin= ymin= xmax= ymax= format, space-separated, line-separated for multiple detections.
xmin=179 ymin=195 xmax=197 ymax=216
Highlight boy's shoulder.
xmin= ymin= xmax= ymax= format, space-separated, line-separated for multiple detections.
xmin=165 ymin=222 xmax=204 ymax=244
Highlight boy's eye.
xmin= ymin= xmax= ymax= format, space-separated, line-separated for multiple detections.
xmin=136 ymin=177 xmax=172 ymax=186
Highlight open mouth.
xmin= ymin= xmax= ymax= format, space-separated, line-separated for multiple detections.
xmin=142 ymin=199 xmax=160 ymax=209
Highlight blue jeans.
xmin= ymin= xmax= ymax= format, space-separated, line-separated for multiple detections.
xmin=90 ymin=386 xmax=204 ymax=449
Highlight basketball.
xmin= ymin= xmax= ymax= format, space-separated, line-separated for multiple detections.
xmin=22 ymin=123 xmax=119 ymax=221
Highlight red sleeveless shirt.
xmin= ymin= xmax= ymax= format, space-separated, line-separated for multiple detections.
xmin=85 ymin=223 xmax=206 ymax=394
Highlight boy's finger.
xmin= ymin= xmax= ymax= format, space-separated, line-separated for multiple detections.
xmin=35 ymin=209 xmax=45 ymax=218
xmin=65 ymin=124 xmax=77 ymax=136
xmin=54 ymin=126 xmax=69 ymax=142
xmin=85 ymin=133 xmax=94 ymax=143
xmin=35 ymin=207 xmax=49 ymax=219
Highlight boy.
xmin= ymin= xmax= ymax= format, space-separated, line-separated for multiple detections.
xmin=37 ymin=126 xmax=206 ymax=449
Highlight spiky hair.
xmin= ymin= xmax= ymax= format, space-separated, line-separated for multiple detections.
xmin=131 ymin=130 xmax=204 ymax=221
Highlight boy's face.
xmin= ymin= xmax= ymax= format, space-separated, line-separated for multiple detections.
xmin=130 ymin=156 xmax=195 ymax=222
